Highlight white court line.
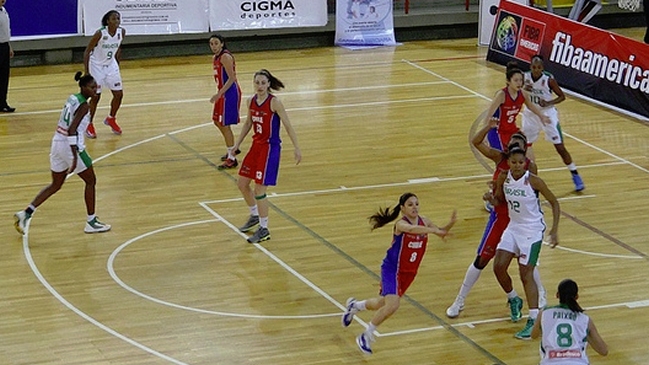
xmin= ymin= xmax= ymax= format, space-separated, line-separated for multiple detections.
xmin=5 ymin=81 xmax=459 ymax=116
xmin=380 ymin=298 xmax=649 ymax=337
xmin=106 ymin=218 xmax=341 ymax=320
xmin=198 ymin=203 xmax=373 ymax=330
xmin=204 ymin=163 xmax=613 ymax=204
xmin=21 ymin=220 xmax=189 ymax=365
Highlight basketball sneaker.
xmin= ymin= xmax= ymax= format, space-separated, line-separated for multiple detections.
xmin=508 ymin=296 xmax=523 ymax=322
xmin=239 ymin=215 xmax=259 ymax=232
xmin=446 ymin=297 xmax=465 ymax=318
xmin=247 ymin=227 xmax=270 ymax=243
xmin=220 ymin=149 xmax=241 ymax=161
xmin=342 ymin=297 xmax=359 ymax=327
xmin=515 ymin=317 xmax=535 ymax=340
xmin=217 ymin=158 xmax=238 ymax=170
xmin=103 ymin=116 xmax=122 ymax=135
xmin=85 ymin=123 xmax=97 ymax=139
xmin=84 ymin=217 xmax=112 ymax=233
xmin=13 ymin=210 xmax=32 ymax=235
xmin=572 ymin=173 xmax=585 ymax=192
xmin=356 ymin=332 xmax=374 ymax=355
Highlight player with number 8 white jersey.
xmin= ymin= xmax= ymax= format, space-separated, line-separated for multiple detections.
xmin=539 ymin=305 xmax=590 ymax=364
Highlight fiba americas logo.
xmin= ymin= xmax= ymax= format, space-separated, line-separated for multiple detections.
xmin=495 ymin=16 xmax=519 ymax=53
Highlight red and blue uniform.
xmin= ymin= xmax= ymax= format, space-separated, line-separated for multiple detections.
xmin=380 ymin=216 xmax=429 ymax=297
xmin=212 ymin=49 xmax=242 ymax=126
xmin=487 ymin=87 xmax=524 ymax=151
xmin=238 ymin=94 xmax=282 ymax=186
xmin=476 ymin=157 xmax=530 ymax=260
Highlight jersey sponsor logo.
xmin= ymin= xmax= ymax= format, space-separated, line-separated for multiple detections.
xmin=549 ymin=349 xmax=582 ymax=358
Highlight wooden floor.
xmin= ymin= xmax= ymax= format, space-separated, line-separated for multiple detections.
xmin=2 ymin=28 xmax=649 ymax=365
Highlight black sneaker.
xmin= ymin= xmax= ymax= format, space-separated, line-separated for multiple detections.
xmin=1 ymin=105 xmax=15 ymax=113
xmin=217 ymin=158 xmax=238 ymax=170
xmin=220 ymin=149 xmax=241 ymax=161
xmin=247 ymin=227 xmax=270 ymax=243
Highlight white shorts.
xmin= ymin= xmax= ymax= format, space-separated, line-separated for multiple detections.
xmin=522 ymin=107 xmax=563 ymax=145
xmin=90 ymin=61 xmax=123 ymax=94
xmin=496 ymin=223 xmax=544 ymax=266
xmin=50 ymin=137 xmax=93 ymax=174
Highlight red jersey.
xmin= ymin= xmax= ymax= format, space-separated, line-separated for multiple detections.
xmin=497 ymin=87 xmax=525 ymax=136
xmin=249 ymin=94 xmax=282 ymax=145
xmin=213 ymin=50 xmax=236 ymax=89
xmin=383 ymin=216 xmax=429 ymax=273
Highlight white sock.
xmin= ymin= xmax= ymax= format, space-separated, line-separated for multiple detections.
xmin=506 ymin=290 xmax=519 ymax=300
xmin=529 ymin=308 xmax=539 ymax=320
xmin=567 ymin=162 xmax=577 ymax=171
xmin=458 ymin=264 xmax=482 ymax=300
xmin=87 ymin=214 xmax=96 ymax=222
xmin=249 ymin=205 xmax=259 ymax=216
xmin=356 ymin=300 xmax=367 ymax=311
xmin=365 ymin=323 xmax=377 ymax=337
xmin=227 ymin=146 xmax=235 ymax=160
xmin=260 ymin=216 xmax=268 ymax=228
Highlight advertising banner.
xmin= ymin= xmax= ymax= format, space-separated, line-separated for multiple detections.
xmin=210 ymin=0 xmax=327 ymax=30
xmin=7 ymin=0 xmax=79 ymax=39
xmin=334 ymin=0 xmax=397 ymax=48
xmin=82 ymin=0 xmax=209 ymax=36
xmin=487 ymin=0 xmax=649 ymax=118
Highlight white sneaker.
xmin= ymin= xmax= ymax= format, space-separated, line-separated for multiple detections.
xmin=13 ymin=210 xmax=32 ymax=235
xmin=84 ymin=217 xmax=111 ymax=233
xmin=539 ymin=288 xmax=547 ymax=309
xmin=356 ymin=332 xmax=374 ymax=354
xmin=341 ymin=297 xmax=359 ymax=327
xmin=446 ymin=299 xmax=465 ymax=318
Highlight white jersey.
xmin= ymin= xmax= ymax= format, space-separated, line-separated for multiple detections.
xmin=540 ymin=305 xmax=591 ymax=365
xmin=89 ymin=27 xmax=123 ymax=67
xmin=504 ymin=170 xmax=545 ymax=230
xmin=54 ymin=93 xmax=90 ymax=150
xmin=524 ymin=71 xmax=556 ymax=112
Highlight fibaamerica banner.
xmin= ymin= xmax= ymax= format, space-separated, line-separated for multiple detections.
xmin=211 ymin=0 xmax=327 ymax=30
xmin=334 ymin=0 xmax=397 ymax=48
xmin=487 ymin=0 xmax=649 ymax=118
xmin=82 ymin=0 xmax=209 ymax=35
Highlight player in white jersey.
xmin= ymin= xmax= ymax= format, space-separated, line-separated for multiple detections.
xmin=522 ymin=54 xmax=585 ymax=192
xmin=493 ymin=146 xmax=560 ymax=340
xmin=532 ymin=279 xmax=608 ymax=364
xmin=83 ymin=10 xmax=125 ymax=138
xmin=13 ymin=72 xmax=111 ymax=235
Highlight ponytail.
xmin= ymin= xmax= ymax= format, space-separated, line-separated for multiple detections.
xmin=368 ymin=192 xmax=416 ymax=230
xmin=75 ymin=71 xmax=95 ymax=88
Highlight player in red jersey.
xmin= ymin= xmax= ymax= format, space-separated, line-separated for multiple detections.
xmin=341 ymin=193 xmax=457 ymax=354
xmin=446 ymin=117 xmax=546 ymax=319
xmin=232 ymin=69 xmax=301 ymax=244
xmin=484 ymin=63 xmax=549 ymax=151
xmin=209 ymin=34 xmax=243 ymax=170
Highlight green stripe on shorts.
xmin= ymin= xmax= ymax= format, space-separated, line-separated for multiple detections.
xmin=528 ymin=240 xmax=542 ymax=266
xmin=79 ymin=149 xmax=93 ymax=168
